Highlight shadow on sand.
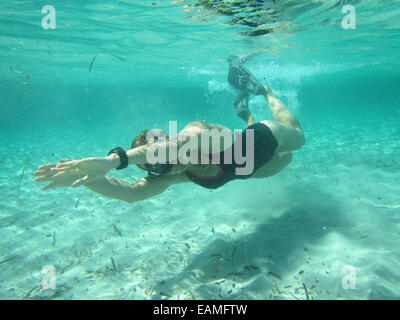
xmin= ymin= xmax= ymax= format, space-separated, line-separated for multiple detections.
xmin=150 ymin=181 xmax=353 ymax=299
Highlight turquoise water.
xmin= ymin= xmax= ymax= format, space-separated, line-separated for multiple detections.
xmin=1 ymin=0 xmax=400 ymax=300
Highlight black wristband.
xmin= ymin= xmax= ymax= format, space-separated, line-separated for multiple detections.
xmin=108 ymin=147 xmax=128 ymax=170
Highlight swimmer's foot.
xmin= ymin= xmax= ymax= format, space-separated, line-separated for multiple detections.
xmin=234 ymin=90 xmax=250 ymax=119
xmin=228 ymin=60 xmax=267 ymax=96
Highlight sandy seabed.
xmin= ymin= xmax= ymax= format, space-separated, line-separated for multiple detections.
xmin=0 ymin=114 xmax=399 ymax=300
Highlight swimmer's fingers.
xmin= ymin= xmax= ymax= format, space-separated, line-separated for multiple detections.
xmin=35 ymin=170 xmax=66 ymax=182
xmin=34 ymin=169 xmax=49 ymax=177
xmin=34 ymin=163 xmax=57 ymax=176
xmin=35 ymin=160 xmax=82 ymax=189
xmin=53 ymin=163 xmax=74 ymax=170
xmin=35 ymin=159 xmax=74 ymax=176
xmin=52 ymin=159 xmax=81 ymax=171
xmin=71 ymin=175 xmax=90 ymax=188
xmin=34 ymin=175 xmax=54 ymax=182
xmin=51 ymin=165 xmax=75 ymax=173
xmin=34 ymin=168 xmax=55 ymax=178
xmin=42 ymin=182 xmax=56 ymax=191
xmin=37 ymin=163 xmax=57 ymax=170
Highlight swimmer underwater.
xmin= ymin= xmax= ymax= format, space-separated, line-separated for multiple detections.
xmin=34 ymin=60 xmax=305 ymax=202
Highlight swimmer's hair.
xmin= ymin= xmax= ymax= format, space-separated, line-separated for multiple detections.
xmin=131 ymin=129 xmax=150 ymax=149
xmin=131 ymin=129 xmax=167 ymax=149
xmin=131 ymin=129 xmax=165 ymax=172
xmin=131 ymin=129 xmax=152 ymax=172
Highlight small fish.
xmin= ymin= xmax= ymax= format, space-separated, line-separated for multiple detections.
xmin=17 ymin=165 xmax=27 ymax=192
xmin=88 ymin=54 xmax=99 ymax=72
xmin=75 ymin=197 xmax=80 ymax=209
xmin=274 ymin=282 xmax=281 ymax=295
xmin=112 ymin=224 xmax=122 ymax=236
xmin=110 ymin=257 xmax=117 ymax=273
xmin=0 ymin=256 xmax=17 ymax=265
xmin=303 ymin=282 xmax=310 ymax=300
xmin=160 ymin=292 xmax=171 ymax=298
xmin=89 ymin=53 xmax=125 ymax=72
xmin=267 ymin=271 xmax=282 ymax=280
xmin=290 ymin=293 xmax=300 ymax=300
xmin=23 ymin=285 xmax=40 ymax=299
xmin=230 ymin=247 xmax=237 ymax=260
xmin=109 ymin=53 xmax=125 ymax=61
xmin=244 ymin=265 xmax=259 ymax=271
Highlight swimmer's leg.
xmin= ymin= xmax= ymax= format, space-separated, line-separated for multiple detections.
xmin=234 ymin=90 xmax=255 ymax=126
xmin=228 ymin=58 xmax=265 ymax=126
xmin=261 ymin=86 xmax=305 ymax=152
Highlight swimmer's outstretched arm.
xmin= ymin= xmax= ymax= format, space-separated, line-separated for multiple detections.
xmin=34 ymin=160 xmax=188 ymax=202
xmin=85 ymin=173 xmax=188 ymax=203
xmin=45 ymin=136 xmax=192 ymax=188
xmin=36 ymin=122 xmax=229 ymax=189
xmin=124 ymin=137 xmax=189 ymax=166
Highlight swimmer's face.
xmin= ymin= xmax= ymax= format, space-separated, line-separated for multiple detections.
xmin=131 ymin=129 xmax=168 ymax=172
xmin=137 ymin=136 xmax=169 ymax=172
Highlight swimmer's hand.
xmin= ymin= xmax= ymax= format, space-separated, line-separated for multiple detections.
xmin=34 ymin=155 xmax=118 ymax=190
xmin=34 ymin=159 xmax=82 ymax=190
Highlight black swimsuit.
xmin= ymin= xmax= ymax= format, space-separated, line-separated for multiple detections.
xmin=185 ymin=123 xmax=278 ymax=189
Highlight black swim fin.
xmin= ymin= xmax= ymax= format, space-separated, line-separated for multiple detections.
xmin=228 ymin=59 xmax=266 ymax=96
